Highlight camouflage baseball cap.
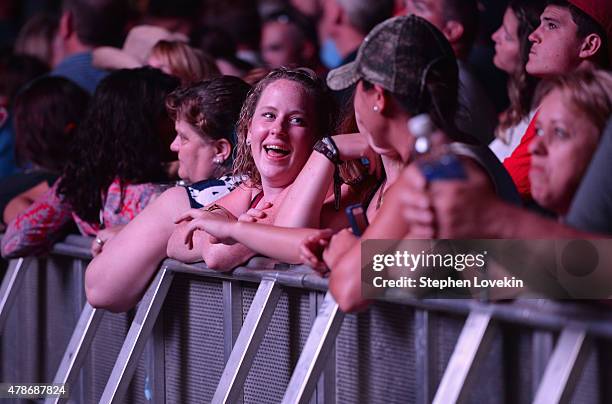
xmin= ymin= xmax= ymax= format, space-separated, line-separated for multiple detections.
xmin=327 ymin=15 xmax=456 ymax=97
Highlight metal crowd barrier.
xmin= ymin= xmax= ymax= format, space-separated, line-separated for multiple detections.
xmin=1 ymin=235 xmax=612 ymax=403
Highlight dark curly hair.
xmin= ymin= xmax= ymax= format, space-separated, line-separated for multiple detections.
xmin=58 ymin=67 xmax=180 ymax=223
xmin=14 ymin=76 xmax=89 ymax=173
xmin=232 ymin=67 xmax=338 ymax=187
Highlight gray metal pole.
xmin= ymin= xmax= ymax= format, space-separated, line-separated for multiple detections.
xmin=212 ymin=278 xmax=281 ymax=404
xmin=282 ymin=292 xmax=345 ymax=404
xmin=45 ymin=303 xmax=104 ymax=404
xmin=0 ymin=258 xmax=33 ymax=333
xmin=99 ymin=266 xmax=175 ymax=404
xmin=533 ymin=327 xmax=590 ymax=404
xmin=433 ymin=310 xmax=495 ymax=404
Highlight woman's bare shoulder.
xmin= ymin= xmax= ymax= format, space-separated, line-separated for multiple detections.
xmin=214 ymin=184 xmax=259 ymax=217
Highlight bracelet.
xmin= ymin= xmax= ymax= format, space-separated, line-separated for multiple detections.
xmin=203 ymin=203 xmax=233 ymax=219
xmin=313 ymin=137 xmax=342 ymax=165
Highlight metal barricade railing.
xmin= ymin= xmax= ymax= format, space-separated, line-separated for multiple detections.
xmin=0 ymin=257 xmax=33 ymax=333
xmin=2 ymin=235 xmax=612 ymax=403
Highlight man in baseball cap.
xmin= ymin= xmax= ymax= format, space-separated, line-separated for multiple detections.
xmin=527 ymin=0 xmax=610 ymax=78
xmin=503 ymin=0 xmax=611 ymax=200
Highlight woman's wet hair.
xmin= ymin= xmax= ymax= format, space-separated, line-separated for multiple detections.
xmin=232 ymin=67 xmax=338 ymax=186
xmin=165 ymin=75 xmax=251 ymax=165
xmin=14 ymin=76 xmax=90 ymax=173
xmin=58 ymin=67 xmax=180 ymax=223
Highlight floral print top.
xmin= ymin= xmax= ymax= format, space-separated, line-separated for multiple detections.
xmin=1 ymin=178 xmax=161 ymax=258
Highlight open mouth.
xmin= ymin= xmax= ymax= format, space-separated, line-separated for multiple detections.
xmin=263 ymin=144 xmax=291 ymax=158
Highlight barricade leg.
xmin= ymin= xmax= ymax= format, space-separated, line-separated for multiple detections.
xmin=415 ymin=309 xmax=436 ymax=404
xmin=432 ymin=310 xmax=495 ymax=404
xmin=282 ymin=292 xmax=345 ymax=404
xmin=45 ymin=302 xmax=104 ymax=404
xmin=533 ymin=327 xmax=590 ymax=404
xmin=531 ymin=330 xmax=554 ymax=396
xmin=223 ymin=280 xmax=243 ymax=361
xmin=99 ymin=265 xmax=175 ymax=404
xmin=212 ymin=278 xmax=281 ymax=404
xmin=0 ymin=257 xmax=34 ymax=333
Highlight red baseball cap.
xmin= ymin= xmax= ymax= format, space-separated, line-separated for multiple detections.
xmin=568 ymin=0 xmax=612 ymax=62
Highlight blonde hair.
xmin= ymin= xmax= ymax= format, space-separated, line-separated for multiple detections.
xmin=149 ymin=40 xmax=220 ymax=84
xmin=14 ymin=14 xmax=58 ymax=67
xmin=535 ymin=69 xmax=612 ymax=135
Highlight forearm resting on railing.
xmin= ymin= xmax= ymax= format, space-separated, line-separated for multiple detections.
xmin=226 ymin=221 xmax=325 ymax=264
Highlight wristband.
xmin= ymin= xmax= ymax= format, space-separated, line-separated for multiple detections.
xmin=314 ymin=137 xmax=342 ymax=165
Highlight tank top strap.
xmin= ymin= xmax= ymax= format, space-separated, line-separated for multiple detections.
xmin=249 ymin=191 xmax=264 ymax=209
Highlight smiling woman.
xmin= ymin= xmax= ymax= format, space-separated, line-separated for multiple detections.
xmin=237 ymin=79 xmax=318 ymax=188
xmin=232 ymin=68 xmax=336 ymax=188
xmin=166 ymin=67 xmax=338 ymax=272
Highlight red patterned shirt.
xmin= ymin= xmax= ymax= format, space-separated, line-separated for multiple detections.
xmin=1 ymin=178 xmax=161 ymax=258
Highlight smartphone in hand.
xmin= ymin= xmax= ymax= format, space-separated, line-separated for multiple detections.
xmin=345 ymin=204 xmax=369 ymax=237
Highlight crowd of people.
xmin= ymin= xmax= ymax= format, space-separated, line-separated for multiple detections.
xmin=0 ymin=0 xmax=610 ymax=313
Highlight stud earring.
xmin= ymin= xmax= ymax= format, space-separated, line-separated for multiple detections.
xmin=246 ymin=138 xmax=251 ymax=146
xmin=214 ymin=158 xmax=223 ymax=164
xmin=373 ymin=105 xmax=380 ymax=112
